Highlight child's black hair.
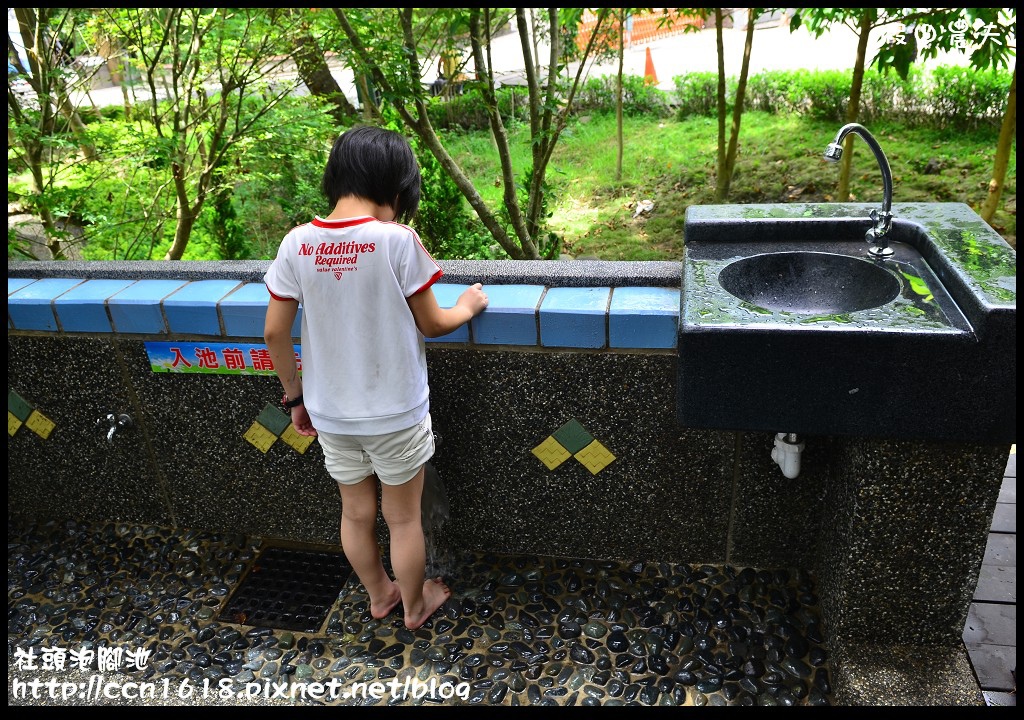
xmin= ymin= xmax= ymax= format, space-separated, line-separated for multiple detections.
xmin=321 ymin=125 xmax=422 ymax=223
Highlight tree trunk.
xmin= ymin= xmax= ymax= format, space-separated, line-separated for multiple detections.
xmin=165 ymin=210 xmax=196 ymax=261
xmin=838 ymin=12 xmax=872 ymax=201
xmin=980 ymin=62 xmax=1015 ymax=226
xmin=27 ymin=149 xmax=63 ymax=259
xmin=291 ymin=31 xmax=358 ymax=124
xmin=355 ymin=73 xmax=379 ymax=121
xmin=615 ymin=9 xmax=624 ymax=183
xmin=14 ymin=8 xmax=97 ymax=162
xmin=56 ymin=93 xmax=98 ymax=161
xmin=164 ymin=161 xmax=206 ymax=261
xmin=713 ymin=9 xmax=727 ymax=202
xmin=720 ymin=8 xmax=756 ymax=201
xmin=333 ymin=6 xmax=604 ymax=261
xmin=11 ymin=6 xmax=85 ymax=257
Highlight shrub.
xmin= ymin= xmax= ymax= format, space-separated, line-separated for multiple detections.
xmin=668 ymin=65 xmax=1009 ymax=130
xmin=426 ymin=85 xmax=527 ymax=131
xmin=927 ymin=65 xmax=1010 ymax=130
xmin=801 ymin=70 xmax=852 ymax=122
xmin=744 ymin=70 xmax=807 ymax=114
xmin=573 ymin=74 xmax=673 ymax=117
xmin=858 ymin=67 xmax=923 ymax=125
xmin=413 ymin=134 xmax=496 ymax=260
xmin=671 ymin=71 xmax=724 ymax=118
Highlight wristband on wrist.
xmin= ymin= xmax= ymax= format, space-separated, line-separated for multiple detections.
xmin=282 ymin=393 xmax=303 ymax=409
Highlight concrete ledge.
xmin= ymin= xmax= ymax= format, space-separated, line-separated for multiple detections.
xmin=9 ymin=260 xmax=682 ymax=350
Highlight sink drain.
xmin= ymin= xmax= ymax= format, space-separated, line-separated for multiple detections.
xmin=218 ymin=544 xmax=352 ymax=633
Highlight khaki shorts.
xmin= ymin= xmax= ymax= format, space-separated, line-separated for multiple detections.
xmin=317 ymin=414 xmax=434 ymax=486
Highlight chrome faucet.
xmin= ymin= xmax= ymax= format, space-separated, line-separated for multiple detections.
xmin=824 ymin=123 xmax=894 ymax=259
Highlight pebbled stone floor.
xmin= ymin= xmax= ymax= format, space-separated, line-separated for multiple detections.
xmin=8 ymin=518 xmax=833 ymax=707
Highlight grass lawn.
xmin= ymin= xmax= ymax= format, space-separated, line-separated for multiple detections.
xmin=443 ymin=110 xmax=1016 ymax=260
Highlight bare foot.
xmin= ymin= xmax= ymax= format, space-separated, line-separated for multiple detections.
xmin=404 ymin=578 xmax=451 ymax=630
xmin=370 ymin=581 xmax=402 ymax=620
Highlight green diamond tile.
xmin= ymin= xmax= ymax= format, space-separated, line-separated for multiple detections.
xmin=257 ymin=403 xmax=292 ymax=437
xmin=551 ymin=418 xmax=594 ymax=455
xmin=8 ymin=390 xmax=33 ymax=422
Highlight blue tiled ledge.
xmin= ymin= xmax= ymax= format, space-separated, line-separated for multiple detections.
xmin=540 ymin=287 xmax=610 ymax=348
xmin=8 ymin=261 xmax=681 ymax=350
xmin=108 ymin=279 xmax=189 ymax=335
xmin=8 ymin=278 xmax=85 ymax=332
xmin=470 ymin=284 xmax=545 ymax=346
xmin=609 ymin=287 xmax=679 ymax=349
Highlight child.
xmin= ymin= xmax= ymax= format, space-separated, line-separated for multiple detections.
xmin=263 ymin=125 xmax=488 ymax=630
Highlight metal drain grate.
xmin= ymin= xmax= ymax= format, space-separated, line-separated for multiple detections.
xmin=218 ymin=544 xmax=352 ymax=633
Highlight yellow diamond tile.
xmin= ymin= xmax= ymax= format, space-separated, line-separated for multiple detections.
xmin=243 ymin=421 xmax=278 ymax=453
xmin=9 ymin=412 xmax=24 ymax=436
xmin=25 ymin=410 xmax=56 ymax=440
xmin=280 ymin=424 xmax=316 ymax=454
xmin=575 ymin=440 xmax=616 ymax=475
xmin=532 ymin=436 xmax=571 ymax=470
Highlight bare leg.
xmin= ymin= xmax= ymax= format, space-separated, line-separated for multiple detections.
xmin=338 ymin=476 xmax=400 ymax=619
xmin=380 ymin=466 xmax=450 ymax=629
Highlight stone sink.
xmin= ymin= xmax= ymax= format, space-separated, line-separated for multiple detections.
xmin=678 ymin=202 xmax=1016 ymax=443
xmin=717 ymin=250 xmax=903 ymax=314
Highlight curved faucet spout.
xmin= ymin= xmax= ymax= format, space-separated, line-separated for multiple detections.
xmin=824 ymin=123 xmax=894 ymax=258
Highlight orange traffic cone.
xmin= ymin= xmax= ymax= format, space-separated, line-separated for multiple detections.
xmin=644 ymin=46 xmax=658 ymax=86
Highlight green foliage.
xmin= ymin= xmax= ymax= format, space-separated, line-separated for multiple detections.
xmin=31 ymin=114 xmax=175 ymax=261
xmin=8 ymin=225 xmax=37 ymax=260
xmin=413 ymin=147 xmax=496 ymax=260
xmin=857 ymin=66 xmax=922 ymax=125
xmin=18 ymin=94 xmax=338 ymax=261
xmin=743 ymin=70 xmax=808 ymax=114
xmin=573 ymin=74 xmax=674 ymax=117
xmin=671 ymin=72 xmax=730 ymax=119
xmin=426 ymin=74 xmax=675 ymax=133
xmin=801 ymin=70 xmax=853 ymax=122
xmin=444 ymin=109 xmax=1015 ymax=260
xmin=669 ymin=66 xmax=1012 ymax=130
xmin=378 ymin=104 xmax=495 ymax=260
xmin=508 ymin=165 xmax=562 ymax=260
xmin=205 ymin=96 xmax=337 ymax=260
xmin=202 ymin=170 xmax=247 ymax=261
xmin=426 ymin=85 xmax=530 ymax=132
xmin=7 ymin=7 xmax=1015 ymax=265
xmin=791 ymin=8 xmax=1017 ymax=80
xmin=928 ymin=65 xmax=1012 ymax=130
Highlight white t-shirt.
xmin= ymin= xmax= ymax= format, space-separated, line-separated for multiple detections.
xmin=264 ymin=215 xmax=442 ymax=435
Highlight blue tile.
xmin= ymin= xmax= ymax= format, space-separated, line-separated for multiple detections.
xmin=539 ymin=287 xmax=610 ymax=349
xmin=8 ymin=278 xmax=36 ymax=295
xmin=8 ymin=278 xmax=85 ymax=331
xmin=9 ymin=279 xmax=36 ymax=329
xmin=222 ymin=283 xmax=303 ymax=339
xmin=53 ymin=279 xmax=136 ymax=333
xmin=425 ymin=284 xmax=470 ymax=343
xmin=108 ymin=279 xmax=189 ymax=335
xmin=163 ymin=280 xmax=242 ymax=336
xmin=471 ymin=285 xmax=544 ymax=346
xmin=221 ymin=283 xmax=272 ymax=339
xmin=609 ymin=287 xmax=679 ymax=349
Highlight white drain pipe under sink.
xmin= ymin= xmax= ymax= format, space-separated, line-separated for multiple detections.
xmin=772 ymin=433 xmax=805 ymax=479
